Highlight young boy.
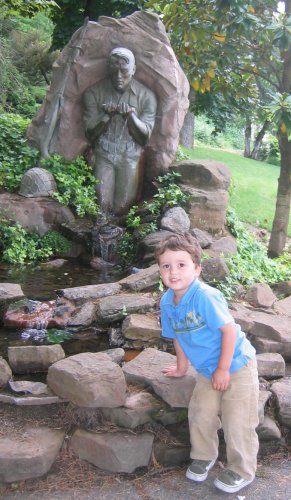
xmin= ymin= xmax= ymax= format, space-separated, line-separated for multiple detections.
xmin=156 ymin=233 xmax=259 ymax=494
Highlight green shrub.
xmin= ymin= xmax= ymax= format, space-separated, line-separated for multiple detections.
xmin=41 ymin=154 xmax=100 ymax=217
xmin=0 ymin=113 xmax=39 ymax=190
xmin=0 ymin=216 xmax=71 ymax=264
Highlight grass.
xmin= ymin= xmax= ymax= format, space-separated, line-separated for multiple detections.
xmin=181 ymin=145 xmax=291 ymax=237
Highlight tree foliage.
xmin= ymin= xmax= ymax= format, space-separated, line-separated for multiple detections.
xmin=50 ymin=0 xmax=141 ymax=49
xmin=145 ymin=0 xmax=291 ymax=256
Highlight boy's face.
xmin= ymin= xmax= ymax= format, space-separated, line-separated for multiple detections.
xmin=159 ymin=249 xmax=201 ymax=302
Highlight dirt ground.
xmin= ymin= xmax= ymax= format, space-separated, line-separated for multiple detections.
xmin=0 ymin=403 xmax=290 ymax=500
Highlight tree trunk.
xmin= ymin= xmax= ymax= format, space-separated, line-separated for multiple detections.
xmin=180 ymin=111 xmax=194 ymax=149
xmin=268 ymin=133 xmax=291 ymax=257
xmin=243 ymin=117 xmax=252 ymax=157
xmin=250 ymin=120 xmax=269 ymax=160
xmin=268 ymin=0 xmax=291 ymax=257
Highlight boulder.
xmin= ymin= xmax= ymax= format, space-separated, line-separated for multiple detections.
xmin=123 ymin=347 xmax=196 ymax=407
xmin=270 ymin=280 xmax=291 ymax=298
xmin=0 ymin=427 xmax=65 ymax=483
xmin=153 ymin=441 xmax=190 ymax=467
xmin=271 ymin=378 xmax=291 ymax=429
xmin=70 ymin=429 xmax=154 ymax=473
xmin=184 ymin=187 xmax=229 ymax=234
xmin=206 ymin=235 xmax=237 ymax=258
xmin=8 ymin=345 xmax=65 ymax=374
xmin=256 ymin=353 xmax=285 ymax=379
xmin=0 ymin=192 xmax=74 ymax=235
xmin=257 ymin=415 xmax=282 ymax=441
xmin=160 ymin=207 xmax=190 ymax=234
xmin=101 ymin=390 xmax=162 ymax=429
xmin=138 ymin=230 xmax=173 ymax=264
xmin=47 ymin=352 xmax=127 ymax=407
xmin=0 ymin=357 xmax=12 ymax=389
xmin=19 ymin=167 xmax=57 ymax=197
xmin=201 ymin=257 xmax=230 ymax=283
xmin=191 ymin=228 xmax=212 ymax=248
xmin=119 ymin=264 xmax=160 ymax=292
xmin=27 ymin=11 xmax=189 ymax=186
xmin=258 ymin=390 xmax=272 ymax=425
xmin=96 ymin=293 xmax=155 ymax=323
xmin=245 ymin=283 xmax=277 ymax=308
xmin=273 ymin=295 xmax=291 ymax=316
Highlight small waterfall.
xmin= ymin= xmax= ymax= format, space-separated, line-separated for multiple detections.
xmin=92 ymin=221 xmax=123 ymax=263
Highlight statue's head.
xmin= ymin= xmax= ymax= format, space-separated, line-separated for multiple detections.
xmin=108 ymin=47 xmax=136 ymax=93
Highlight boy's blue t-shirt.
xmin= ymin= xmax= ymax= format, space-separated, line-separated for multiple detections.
xmin=160 ymin=279 xmax=255 ymax=379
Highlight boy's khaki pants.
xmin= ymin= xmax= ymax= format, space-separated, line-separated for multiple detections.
xmin=188 ymin=359 xmax=259 ymax=480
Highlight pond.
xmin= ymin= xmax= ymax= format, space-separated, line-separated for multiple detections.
xmin=0 ymin=260 xmax=126 ymax=359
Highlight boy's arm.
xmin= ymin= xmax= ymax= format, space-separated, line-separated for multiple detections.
xmin=162 ymin=339 xmax=189 ymax=377
xmin=212 ymin=322 xmax=236 ymax=391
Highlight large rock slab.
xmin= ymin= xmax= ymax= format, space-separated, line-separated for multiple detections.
xmin=119 ymin=264 xmax=160 ymax=292
xmin=27 ymin=11 xmax=189 ymax=186
xmin=96 ymin=293 xmax=155 ymax=323
xmin=231 ymin=304 xmax=291 ymax=360
xmin=0 ymin=357 xmax=12 ymax=389
xmin=122 ymin=348 xmax=196 ymax=408
xmin=256 ymin=353 xmax=285 ymax=379
xmin=8 ymin=345 xmax=65 ymax=374
xmin=0 ymin=427 xmax=65 ymax=483
xmin=47 ymin=352 xmax=127 ymax=407
xmin=70 ymin=429 xmax=154 ymax=473
xmin=271 ymin=378 xmax=291 ymax=429
xmin=0 ymin=192 xmax=74 ymax=235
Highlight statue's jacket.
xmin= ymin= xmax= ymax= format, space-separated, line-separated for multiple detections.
xmin=83 ymin=78 xmax=157 ymax=154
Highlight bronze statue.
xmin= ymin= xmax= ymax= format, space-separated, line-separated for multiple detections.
xmin=83 ymin=47 xmax=157 ymax=215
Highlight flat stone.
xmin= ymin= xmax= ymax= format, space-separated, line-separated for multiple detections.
xmin=119 ymin=264 xmax=160 ymax=292
xmin=256 ymin=353 xmax=285 ymax=379
xmin=67 ymin=301 xmax=97 ymax=327
xmin=8 ymin=345 xmax=65 ymax=374
xmin=0 ymin=426 xmax=65 ymax=483
xmin=123 ymin=347 xmax=196 ymax=408
xmin=70 ymin=429 xmax=154 ymax=473
xmin=56 ymin=282 xmax=121 ymax=303
xmin=122 ymin=313 xmax=161 ymax=344
xmin=8 ymin=380 xmax=49 ymax=395
xmin=0 ymin=393 xmax=66 ymax=406
xmin=47 ymin=352 xmax=127 ymax=407
xmin=96 ymin=293 xmax=155 ymax=323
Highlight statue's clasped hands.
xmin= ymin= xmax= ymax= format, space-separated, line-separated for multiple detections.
xmin=102 ymin=102 xmax=135 ymax=117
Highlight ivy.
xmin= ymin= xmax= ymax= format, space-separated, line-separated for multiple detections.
xmin=215 ymin=207 xmax=291 ymax=299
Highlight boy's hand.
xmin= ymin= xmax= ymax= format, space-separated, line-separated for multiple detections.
xmin=162 ymin=365 xmax=187 ymax=377
xmin=211 ymin=368 xmax=230 ymax=391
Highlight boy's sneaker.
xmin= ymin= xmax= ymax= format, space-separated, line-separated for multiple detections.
xmin=214 ymin=469 xmax=254 ymax=493
xmin=186 ymin=458 xmax=216 ymax=482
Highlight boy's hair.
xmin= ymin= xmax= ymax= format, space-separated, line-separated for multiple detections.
xmin=155 ymin=233 xmax=201 ymax=265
